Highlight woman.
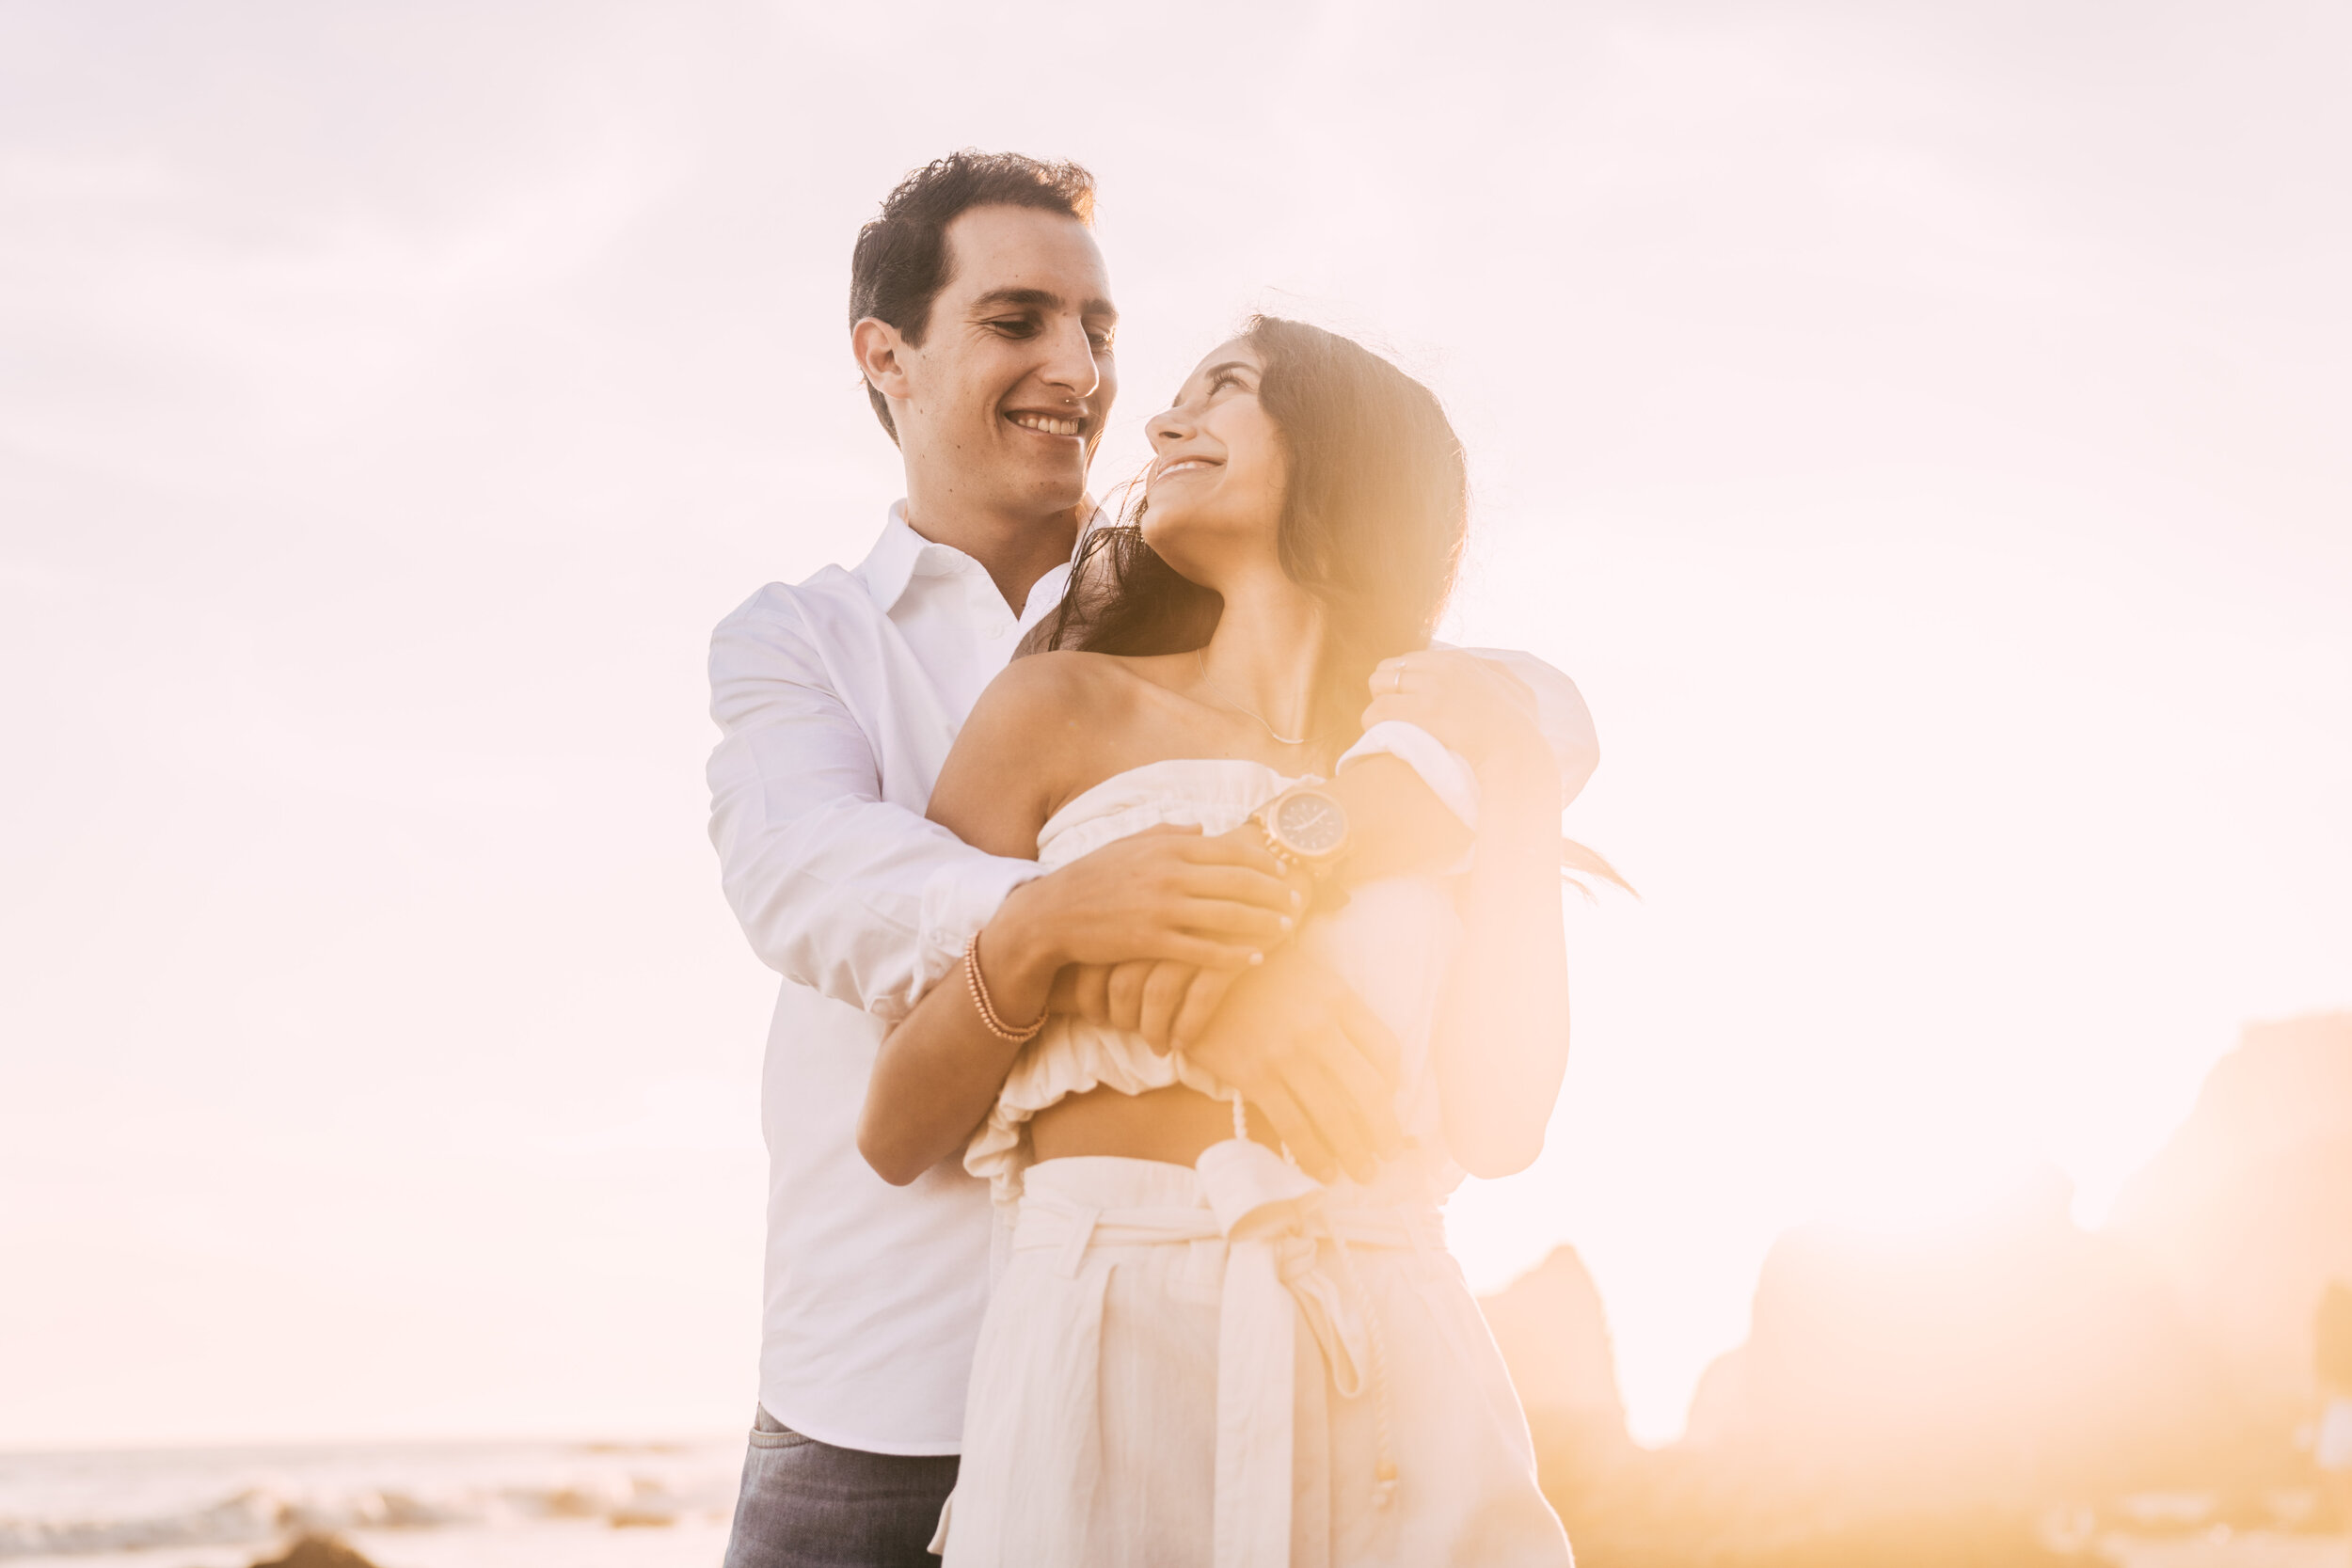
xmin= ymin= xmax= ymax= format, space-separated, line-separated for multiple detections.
xmin=862 ymin=317 xmax=1578 ymax=1566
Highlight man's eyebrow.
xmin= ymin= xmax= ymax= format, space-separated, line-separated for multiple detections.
xmin=969 ymin=287 xmax=1058 ymax=313
xmin=968 ymin=286 xmax=1120 ymax=323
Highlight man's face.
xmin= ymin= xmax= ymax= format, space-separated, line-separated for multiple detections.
xmin=885 ymin=205 xmax=1118 ymax=520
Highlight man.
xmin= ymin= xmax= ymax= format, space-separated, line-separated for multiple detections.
xmin=707 ymin=151 xmax=1598 ymax=1567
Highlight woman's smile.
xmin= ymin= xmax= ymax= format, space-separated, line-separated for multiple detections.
xmin=1151 ymin=455 xmax=1218 ymax=484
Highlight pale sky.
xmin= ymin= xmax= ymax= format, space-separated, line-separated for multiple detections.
xmin=3 ymin=1 xmax=2346 ymax=1449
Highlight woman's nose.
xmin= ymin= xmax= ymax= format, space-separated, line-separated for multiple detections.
xmin=1146 ymin=405 xmax=1190 ymax=447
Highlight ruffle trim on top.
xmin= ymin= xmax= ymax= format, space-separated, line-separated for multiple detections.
xmin=964 ymin=1018 xmax=1247 ymax=1209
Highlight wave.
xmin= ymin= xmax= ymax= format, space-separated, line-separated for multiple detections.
xmin=0 ymin=1441 xmax=739 ymax=1560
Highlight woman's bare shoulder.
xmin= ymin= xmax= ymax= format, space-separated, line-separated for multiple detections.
xmin=931 ymin=648 xmax=1185 ymax=846
xmin=941 ymin=648 xmax=1152 ymax=803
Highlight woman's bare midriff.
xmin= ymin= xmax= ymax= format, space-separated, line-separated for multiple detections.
xmin=1027 ymin=1083 xmax=1283 ymax=1168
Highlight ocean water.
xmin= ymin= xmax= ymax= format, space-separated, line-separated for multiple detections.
xmin=0 ymin=1439 xmax=743 ymax=1567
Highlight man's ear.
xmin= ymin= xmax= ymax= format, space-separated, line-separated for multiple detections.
xmin=852 ymin=316 xmax=913 ymax=406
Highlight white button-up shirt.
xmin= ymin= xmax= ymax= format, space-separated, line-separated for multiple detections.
xmin=706 ymin=503 xmax=1599 ymax=1454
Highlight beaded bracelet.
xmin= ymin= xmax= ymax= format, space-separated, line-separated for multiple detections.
xmin=962 ymin=934 xmax=1046 ymax=1044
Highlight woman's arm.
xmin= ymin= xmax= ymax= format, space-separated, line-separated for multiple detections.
xmin=857 ymin=656 xmax=1301 ymax=1185
xmin=1430 ymin=743 xmax=1571 ymax=1178
xmin=1359 ymin=652 xmax=1577 ymax=1178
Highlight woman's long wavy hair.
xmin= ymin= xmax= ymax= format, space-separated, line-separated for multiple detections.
xmin=1033 ymin=316 xmax=1469 ymax=759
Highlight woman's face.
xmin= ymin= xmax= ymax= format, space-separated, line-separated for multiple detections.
xmin=1139 ymin=340 xmax=1288 ymax=588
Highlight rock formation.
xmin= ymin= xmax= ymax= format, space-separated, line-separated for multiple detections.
xmin=2105 ymin=1011 xmax=2352 ymax=1417
xmin=1680 ymin=1164 xmax=2237 ymax=1504
xmin=1481 ymin=1243 xmax=1629 ymax=1441
xmin=249 ymin=1537 xmax=383 ymax=1568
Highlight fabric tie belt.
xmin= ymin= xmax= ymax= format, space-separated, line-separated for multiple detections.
xmin=1009 ymin=1136 xmax=1444 ymax=1568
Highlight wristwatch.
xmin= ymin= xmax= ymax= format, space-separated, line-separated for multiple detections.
xmin=1251 ymin=784 xmax=1351 ymax=876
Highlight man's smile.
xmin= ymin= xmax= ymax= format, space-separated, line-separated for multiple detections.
xmin=1007 ymin=410 xmax=1085 ymax=437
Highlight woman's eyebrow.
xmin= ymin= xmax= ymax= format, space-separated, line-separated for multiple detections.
xmin=1199 ymin=359 xmax=1255 ymax=382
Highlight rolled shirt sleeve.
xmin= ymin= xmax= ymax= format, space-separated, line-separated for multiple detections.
xmin=1462 ymin=644 xmax=1601 ymax=807
xmin=706 ymin=589 xmax=1041 ymax=1024
xmin=1335 ymin=645 xmax=1601 ymax=832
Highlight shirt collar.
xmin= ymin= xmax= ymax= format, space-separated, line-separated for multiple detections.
xmin=854 ymin=499 xmax=1100 ymax=617
xmin=851 ymin=503 xmax=946 ymax=613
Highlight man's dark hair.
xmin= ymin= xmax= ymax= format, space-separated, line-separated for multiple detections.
xmin=850 ymin=150 xmax=1097 ymax=442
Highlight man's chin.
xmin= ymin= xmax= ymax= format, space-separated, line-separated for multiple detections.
xmin=1004 ymin=467 xmax=1092 ymax=522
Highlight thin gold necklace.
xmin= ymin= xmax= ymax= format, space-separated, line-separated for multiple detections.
xmin=1195 ymin=648 xmax=1311 ymax=746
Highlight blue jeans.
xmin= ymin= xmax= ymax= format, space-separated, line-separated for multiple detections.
xmin=722 ymin=1406 xmax=961 ymax=1568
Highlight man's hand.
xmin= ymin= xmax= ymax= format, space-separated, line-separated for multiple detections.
xmin=1044 ymin=821 xmax=1310 ymax=1049
xmin=994 ymin=822 xmax=1302 ymax=991
xmin=1181 ymin=947 xmax=1407 ymax=1183
xmin=1363 ymin=649 xmax=1554 ymax=780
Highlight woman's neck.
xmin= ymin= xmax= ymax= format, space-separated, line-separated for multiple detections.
xmin=1196 ymin=570 xmax=1326 ymax=746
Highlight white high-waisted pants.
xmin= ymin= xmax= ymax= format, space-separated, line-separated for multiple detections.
xmin=935 ymin=1151 xmax=1573 ymax=1568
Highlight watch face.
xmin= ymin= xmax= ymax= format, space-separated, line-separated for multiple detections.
xmin=1275 ymin=791 xmax=1346 ymax=856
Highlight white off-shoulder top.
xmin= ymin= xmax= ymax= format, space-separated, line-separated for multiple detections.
xmin=963 ymin=757 xmax=1466 ymax=1211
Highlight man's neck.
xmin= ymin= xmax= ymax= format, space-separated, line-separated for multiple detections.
xmin=901 ymin=493 xmax=1082 ymax=617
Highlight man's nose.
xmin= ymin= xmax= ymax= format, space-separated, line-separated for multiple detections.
xmin=1037 ymin=315 xmax=1102 ymax=403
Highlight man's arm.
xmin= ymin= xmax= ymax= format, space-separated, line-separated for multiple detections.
xmin=1460 ymin=644 xmax=1599 ymax=803
xmin=706 ymin=587 xmax=1037 ymax=1023
xmin=1350 ymin=644 xmax=1599 ymax=823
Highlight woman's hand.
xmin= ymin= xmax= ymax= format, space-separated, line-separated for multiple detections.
xmin=866 ymin=824 xmax=1303 ymax=1186
xmin=988 ymin=823 xmax=1305 ymax=1021
xmin=1363 ymin=649 xmax=1556 ymax=783
xmin=1042 ymin=821 xmax=1309 ymax=1049
xmin=1182 ymin=947 xmax=1407 ymax=1183
xmin=1064 ymin=954 xmax=1406 ymax=1182
xmin=1057 ymin=959 xmax=1242 ymax=1054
